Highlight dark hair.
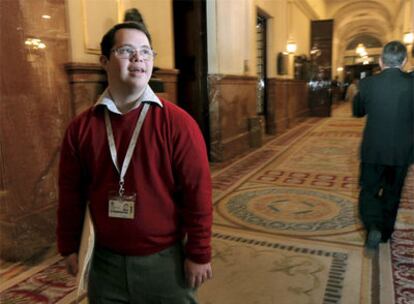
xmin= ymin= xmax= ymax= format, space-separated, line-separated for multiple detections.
xmin=124 ymin=8 xmax=145 ymax=24
xmin=100 ymin=22 xmax=152 ymax=59
xmin=381 ymin=41 xmax=407 ymax=67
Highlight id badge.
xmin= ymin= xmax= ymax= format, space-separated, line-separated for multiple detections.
xmin=108 ymin=192 xmax=136 ymax=219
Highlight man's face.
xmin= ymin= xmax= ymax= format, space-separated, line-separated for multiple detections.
xmin=102 ymin=28 xmax=153 ymax=93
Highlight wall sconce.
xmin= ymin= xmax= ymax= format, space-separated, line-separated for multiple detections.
xmin=336 ymin=67 xmax=343 ymax=72
xmin=403 ymin=32 xmax=413 ymax=45
xmin=286 ymin=41 xmax=297 ymax=54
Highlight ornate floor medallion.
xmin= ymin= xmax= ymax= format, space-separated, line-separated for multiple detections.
xmin=218 ymin=186 xmax=361 ymax=235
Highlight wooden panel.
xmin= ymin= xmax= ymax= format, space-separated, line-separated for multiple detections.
xmin=153 ymin=69 xmax=179 ymax=104
xmin=267 ymin=78 xmax=309 ymax=135
xmin=65 ymin=63 xmax=107 ymax=116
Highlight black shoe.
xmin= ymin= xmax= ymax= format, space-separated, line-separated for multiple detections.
xmin=366 ymin=229 xmax=382 ymax=250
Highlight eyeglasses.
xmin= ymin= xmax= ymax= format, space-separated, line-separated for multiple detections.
xmin=111 ymin=45 xmax=157 ymax=61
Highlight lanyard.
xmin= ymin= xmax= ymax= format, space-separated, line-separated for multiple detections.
xmin=104 ymin=103 xmax=150 ymax=196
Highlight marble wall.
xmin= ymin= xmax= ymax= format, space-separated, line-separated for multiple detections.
xmin=209 ymin=75 xmax=259 ymax=162
xmin=208 ymin=75 xmax=310 ymax=162
xmin=65 ymin=63 xmax=178 ymax=117
xmin=0 ymin=0 xmax=71 ymax=261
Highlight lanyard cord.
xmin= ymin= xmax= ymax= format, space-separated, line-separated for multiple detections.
xmin=104 ymin=103 xmax=150 ymax=196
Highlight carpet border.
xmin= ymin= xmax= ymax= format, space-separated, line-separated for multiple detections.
xmin=213 ymin=231 xmax=348 ymax=304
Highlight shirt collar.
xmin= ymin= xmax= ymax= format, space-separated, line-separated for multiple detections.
xmin=94 ymin=85 xmax=163 ymax=114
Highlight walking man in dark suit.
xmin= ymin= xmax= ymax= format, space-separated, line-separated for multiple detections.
xmin=353 ymin=40 xmax=413 ymax=254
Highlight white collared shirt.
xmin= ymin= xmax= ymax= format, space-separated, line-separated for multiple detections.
xmin=95 ymin=85 xmax=163 ymax=114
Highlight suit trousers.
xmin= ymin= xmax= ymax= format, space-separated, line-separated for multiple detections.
xmin=358 ymin=162 xmax=408 ymax=241
xmin=88 ymin=243 xmax=197 ymax=304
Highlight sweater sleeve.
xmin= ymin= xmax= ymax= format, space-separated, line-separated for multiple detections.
xmin=171 ymin=109 xmax=213 ymax=264
xmin=56 ymin=120 xmax=88 ymax=256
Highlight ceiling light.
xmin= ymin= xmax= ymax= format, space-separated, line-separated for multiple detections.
xmin=356 ymin=43 xmax=365 ymax=55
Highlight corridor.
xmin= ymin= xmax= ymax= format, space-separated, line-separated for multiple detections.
xmin=0 ymin=1 xmax=413 ymax=303
xmin=1 ymin=102 xmax=413 ymax=304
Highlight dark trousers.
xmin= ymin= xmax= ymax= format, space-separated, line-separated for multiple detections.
xmin=88 ymin=244 xmax=197 ymax=304
xmin=358 ymin=163 xmax=408 ymax=241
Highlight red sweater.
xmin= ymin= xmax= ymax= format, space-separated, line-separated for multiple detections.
xmin=57 ymin=98 xmax=212 ymax=263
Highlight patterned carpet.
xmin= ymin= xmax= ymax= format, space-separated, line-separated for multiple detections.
xmin=203 ymin=106 xmax=371 ymax=304
xmin=1 ymin=103 xmax=413 ymax=304
xmin=0 ymin=255 xmax=78 ymax=303
xmin=199 ymin=228 xmax=365 ymax=304
xmin=214 ymin=118 xmax=363 ymax=243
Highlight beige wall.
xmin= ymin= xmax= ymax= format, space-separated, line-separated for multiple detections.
xmin=65 ymin=0 xmax=174 ymax=69
xmin=391 ymin=0 xmax=413 ymax=69
xmin=67 ymin=0 xmax=314 ymax=78
xmin=411 ymin=0 xmax=414 ymax=68
xmin=207 ymin=0 xmax=312 ymax=79
xmin=304 ymin=0 xmax=325 ymax=19
xmin=291 ymin=2 xmax=311 ymax=57
xmin=255 ymin=0 xmax=288 ymax=78
xmin=122 ymin=0 xmax=174 ymax=69
xmin=402 ymin=0 xmax=413 ymax=68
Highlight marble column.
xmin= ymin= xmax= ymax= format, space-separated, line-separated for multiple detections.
xmin=0 ymin=0 xmax=71 ymax=261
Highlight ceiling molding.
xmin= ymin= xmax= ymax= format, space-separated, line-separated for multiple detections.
xmin=292 ymin=0 xmax=320 ymax=20
xmin=391 ymin=0 xmax=407 ymax=28
xmin=332 ymin=1 xmax=392 ymax=24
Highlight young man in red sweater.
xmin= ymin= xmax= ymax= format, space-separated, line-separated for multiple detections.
xmin=57 ymin=22 xmax=213 ymax=303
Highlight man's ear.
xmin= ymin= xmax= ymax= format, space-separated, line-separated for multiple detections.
xmin=100 ymin=55 xmax=108 ymax=70
xmin=379 ymin=57 xmax=384 ymax=70
xmin=401 ymin=56 xmax=407 ymax=69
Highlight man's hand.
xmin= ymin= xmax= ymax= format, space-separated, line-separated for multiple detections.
xmin=64 ymin=253 xmax=78 ymax=276
xmin=184 ymin=259 xmax=212 ymax=288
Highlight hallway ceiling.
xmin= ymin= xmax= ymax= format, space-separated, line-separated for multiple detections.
xmin=328 ymin=0 xmax=405 ymax=48
xmin=323 ymin=0 xmax=407 ymax=67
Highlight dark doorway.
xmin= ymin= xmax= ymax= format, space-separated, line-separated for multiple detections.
xmin=173 ymin=0 xmax=210 ymax=153
xmin=344 ymin=63 xmax=380 ymax=81
xmin=309 ymin=19 xmax=334 ymax=117
xmin=256 ymin=14 xmax=267 ymax=119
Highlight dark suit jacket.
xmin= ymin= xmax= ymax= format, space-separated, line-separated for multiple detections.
xmin=353 ymin=68 xmax=413 ymax=166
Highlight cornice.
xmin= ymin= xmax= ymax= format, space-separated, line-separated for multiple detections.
xmin=291 ymin=0 xmax=320 ymax=20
